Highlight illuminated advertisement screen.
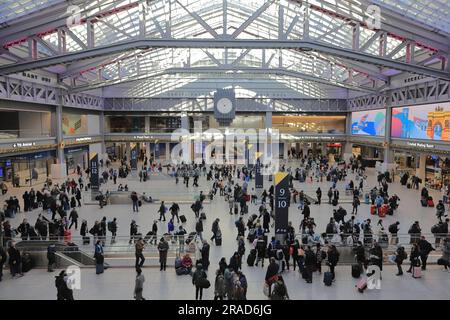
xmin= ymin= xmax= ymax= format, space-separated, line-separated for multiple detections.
xmin=392 ymin=102 xmax=450 ymax=141
xmin=351 ymin=109 xmax=386 ymax=136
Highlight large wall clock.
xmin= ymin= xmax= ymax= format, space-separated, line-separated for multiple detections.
xmin=214 ymin=89 xmax=236 ymax=126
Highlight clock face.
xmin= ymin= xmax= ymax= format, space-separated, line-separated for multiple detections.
xmin=217 ymin=97 xmax=233 ymax=114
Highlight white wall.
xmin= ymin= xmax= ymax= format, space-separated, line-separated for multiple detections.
xmin=18 ymin=111 xmax=50 ymax=138
xmin=87 ymin=114 xmax=101 ymax=135
xmin=89 ymin=143 xmax=102 ymax=158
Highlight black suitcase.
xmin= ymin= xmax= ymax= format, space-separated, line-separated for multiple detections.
xmin=83 ymin=236 xmax=90 ymax=245
xmin=247 ymin=249 xmax=256 ymax=266
xmin=234 ymin=204 xmax=239 ymax=215
xmin=243 ymin=205 xmax=248 ymax=214
xmin=352 ymin=264 xmax=361 ymax=278
xmin=323 ymin=271 xmax=333 ymax=286
xmin=332 ymin=198 xmax=338 ymax=206
xmin=215 ymin=237 xmax=222 ymax=246
xmin=200 ymin=212 xmax=206 ymax=220
xmin=407 ymin=183 xmax=411 ymax=189
xmin=420 ymin=198 xmax=428 ymax=207
xmin=180 ymin=215 xmax=187 ymax=223
xmin=21 ymin=253 xmax=34 ymax=273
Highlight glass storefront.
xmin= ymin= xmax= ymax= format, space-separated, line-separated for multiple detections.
xmin=425 ymin=156 xmax=450 ymax=190
xmin=273 ymin=114 xmax=346 ymax=134
xmin=64 ymin=146 xmax=89 ymax=175
xmin=0 ymin=150 xmax=56 ymax=187
xmin=107 ymin=116 xmax=146 ymax=133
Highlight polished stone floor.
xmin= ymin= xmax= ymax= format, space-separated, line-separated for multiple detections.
xmin=1 ymin=160 xmax=449 ymax=300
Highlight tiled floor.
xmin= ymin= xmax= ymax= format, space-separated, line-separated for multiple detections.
xmin=1 ymin=161 xmax=449 ymax=300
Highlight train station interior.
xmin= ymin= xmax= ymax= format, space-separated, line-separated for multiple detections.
xmin=0 ymin=0 xmax=449 ymax=300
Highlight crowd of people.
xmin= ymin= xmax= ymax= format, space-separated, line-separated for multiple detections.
xmin=1 ymin=153 xmax=450 ymax=300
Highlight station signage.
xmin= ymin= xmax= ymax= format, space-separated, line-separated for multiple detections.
xmin=274 ymin=172 xmax=290 ymax=242
xmin=75 ymin=137 xmax=92 ymax=142
xmin=12 ymin=142 xmax=36 ymax=148
xmin=407 ymin=142 xmax=435 ymax=149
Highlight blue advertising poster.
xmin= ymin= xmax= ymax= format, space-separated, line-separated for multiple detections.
xmin=351 ymin=109 xmax=386 ymax=136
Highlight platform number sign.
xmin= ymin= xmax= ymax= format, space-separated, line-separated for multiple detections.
xmin=90 ymin=153 xmax=99 ymax=192
xmin=274 ymin=172 xmax=290 ymax=241
xmin=130 ymin=144 xmax=138 ymax=171
xmin=255 ymin=158 xmax=263 ymax=189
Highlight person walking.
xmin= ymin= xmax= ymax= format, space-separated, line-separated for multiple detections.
xmin=394 ymin=246 xmax=407 ymax=276
xmin=192 ymin=263 xmax=208 ymax=300
xmin=47 ymin=244 xmax=56 ymax=272
xmin=195 ymin=218 xmax=204 ymax=242
xmin=407 ymin=242 xmax=421 ymax=273
xmin=200 ymin=240 xmax=210 ymax=270
xmin=94 ymin=240 xmax=104 ymax=275
xmin=438 ymin=238 xmax=450 ymax=272
xmin=131 ymin=191 xmax=139 ymax=212
xmin=418 ymin=236 xmax=435 ymax=271
xmin=169 ymin=202 xmax=180 ymax=223
xmin=157 ymin=237 xmax=169 ymax=271
xmin=68 ymin=209 xmax=78 ymax=230
xmin=265 ymin=258 xmax=279 ymax=297
xmin=214 ymin=269 xmax=226 ymax=300
xmin=326 ymin=245 xmax=339 ymax=281
xmin=316 ymin=187 xmax=322 ymax=205
xmin=158 ymin=201 xmax=167 ymax=222
xmin=55 ymin=270 xmax=74 ymax=300
xmin=8 ymin=242 xmax=23 ymax=277
xmin=388 ymin=222 xmax=400 ymax=245
xmin=135 ymin=237 xmax=146 ymax=269
xmin=211 ymin=218 xmax=220 ymax=242
xmin=134 ymin=267 xmax=146 ymax=300
xmin=109 ymin=218 xmax=118 ymax=244
xmin=0 ymin=245 xmax=7 ymax=281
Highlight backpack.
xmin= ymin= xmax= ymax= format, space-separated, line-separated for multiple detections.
xmin=431 ymin=224 xmax=441 ymax=234
xmin=388 ymin=224 xmax=397 ymax=234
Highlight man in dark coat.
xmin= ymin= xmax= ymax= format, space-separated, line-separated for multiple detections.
xmin=200 ymin=240 xmax=210 ymax=270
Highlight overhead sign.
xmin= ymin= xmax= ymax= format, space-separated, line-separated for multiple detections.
xmin=274 ymin=172 xmax=290 ymax=242
xmin=12 ymin=142 xmax=36 ymax=148
xmin=75 ymin=137 xmax=92 ymax=142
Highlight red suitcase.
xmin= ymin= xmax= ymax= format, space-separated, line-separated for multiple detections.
xmin=356 ymin=277 xmax=367 ymax=293
xmin=370 ymin=205 xmax=377 ymax=215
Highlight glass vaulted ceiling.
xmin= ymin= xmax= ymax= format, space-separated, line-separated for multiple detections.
xmin=0 ymin=0 xmax=63 ymax=24
xmin=1 ymin=0 xmax=446 ymax=98
xmin=373 ymin=0 xmax=450 ymax=35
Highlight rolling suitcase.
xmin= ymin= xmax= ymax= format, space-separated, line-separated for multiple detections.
xmin=323 ymin=271 xmax=333 ymax=286
xmin=21 ymin=253 xmax=34 ymax=273
xmin=420 ymin=198 xmax=428 ymax=207
xmin=83 ymin=236 xmax=90 ymax=245
xmin=412 ymin=266 xmax=422 ymax=278
xmin=332 ymin=198 xmax=338 ymax=206
xmin=356 ymin=277 xmax=367 ymax=293
xmin=234 ymin=203 xmax=239 ymax=215
xmin=247 ymin=249 xmax=256 ymax=266
xmin=200 ymin=212 xmax=206 ymax=220
xmin=180 ymin=215 xmax=187 ymax=223
xmin=215 ymin=236 xmax=222 ymax=246
xmin=370 ymin=205 xmax=377 ymax=215
xmin=379 ymin=205 xmax=388 ymax=218
xmin=407 ymin=183 xmax=411 ymax=189
xmin=352 ymin=264 xmax=361 ymax=278
xmin=427 ymin=197 xmax=434 ymax=207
